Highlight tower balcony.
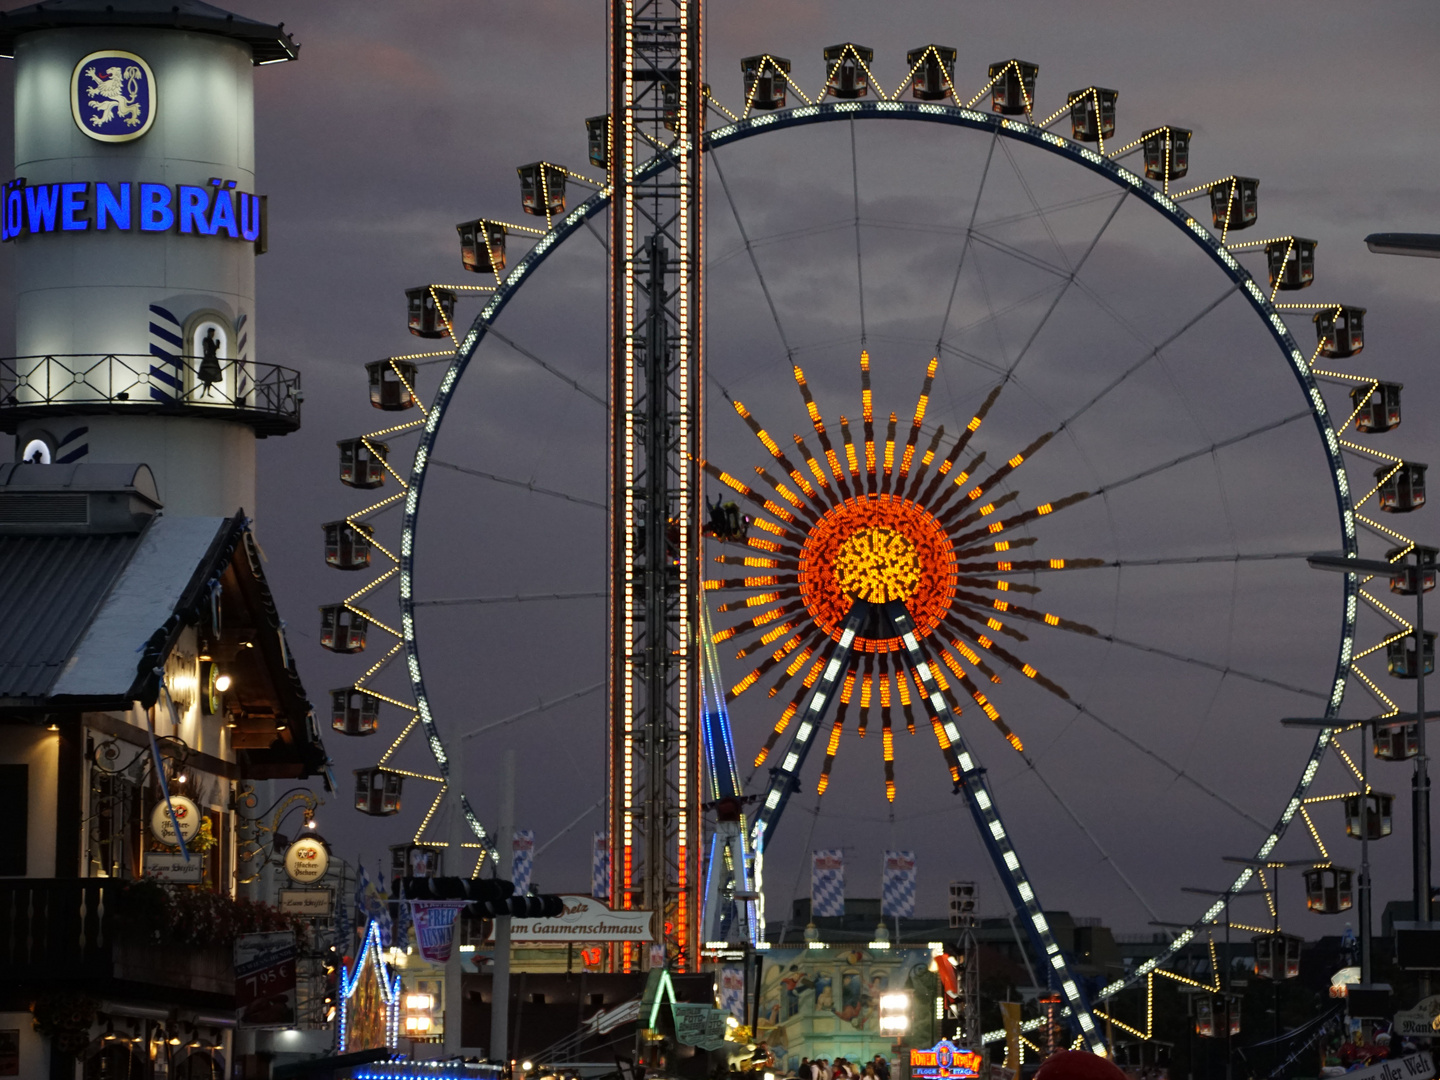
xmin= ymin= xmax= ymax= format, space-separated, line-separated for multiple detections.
xmin=0 ymin=353 xmax=302 ymax=437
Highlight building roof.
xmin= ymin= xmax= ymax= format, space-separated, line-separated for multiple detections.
xmin=52 ymin=513 xmax=230 ymax=699
xmin=0 ymin=462 xmax=329 ymax=783
xmin=0 ymin=0 xmax=299 ymax=64
xmin=0 ymin=529 xmax=140 ymax=698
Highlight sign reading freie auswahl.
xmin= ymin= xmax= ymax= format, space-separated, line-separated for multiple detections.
xmin=1344 ymin=1053 xmax=1435 ymax=1080
xmin=502 ymin=895 xmax=655 ymax=942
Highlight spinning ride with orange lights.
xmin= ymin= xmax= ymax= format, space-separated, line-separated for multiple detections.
xmin=705 ymin=351 xmax=1100 ymax=804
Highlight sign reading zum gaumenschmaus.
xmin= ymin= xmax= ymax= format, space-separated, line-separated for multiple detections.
xmin=504 ymin=895 xmax=655 ymax=942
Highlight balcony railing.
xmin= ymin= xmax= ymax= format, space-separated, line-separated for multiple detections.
xmin=0 ymin=353 xmax=302 ymax=436
xmin=0 ymin=879 xmax=236 ymax=1004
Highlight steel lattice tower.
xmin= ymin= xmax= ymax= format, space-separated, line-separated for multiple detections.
xmin=607 ymin=0 xmax=704 ymax=971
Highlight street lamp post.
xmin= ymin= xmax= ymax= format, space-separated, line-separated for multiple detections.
xmin=1309 ymin=550 xmax=1436 ymax=993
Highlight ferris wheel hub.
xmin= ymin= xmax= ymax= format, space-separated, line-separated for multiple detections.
xmin=801 ymin=493 xmax=956 ymax=650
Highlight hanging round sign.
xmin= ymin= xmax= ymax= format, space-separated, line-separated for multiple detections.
xmin=284 ymin=836 xmax=330 ymax=884
xmin=149 ymin=795 xmax=201 ymax=845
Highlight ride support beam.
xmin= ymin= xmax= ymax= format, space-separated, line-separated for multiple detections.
xmin=880 ymin=598 xmax=1107 ymax=1053
xmin=749 ymin=602 xmax=866 ymax=850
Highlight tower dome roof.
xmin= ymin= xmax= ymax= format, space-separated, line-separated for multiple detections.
xmin=0 ymin=0 xmax=298 ymax=64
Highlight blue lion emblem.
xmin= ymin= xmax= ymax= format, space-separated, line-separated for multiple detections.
xmin=72 ymin=51 xmax=155 ymax=142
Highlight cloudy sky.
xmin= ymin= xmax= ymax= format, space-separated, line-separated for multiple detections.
xmin=5 ymin=0 xmax=1440 ymax=942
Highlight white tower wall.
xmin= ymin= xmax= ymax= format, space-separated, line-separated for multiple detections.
xmin=9 ymin=27 xmax=269 ymax=517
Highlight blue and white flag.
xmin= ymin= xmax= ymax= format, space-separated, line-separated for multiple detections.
xmin=811 ymin=849 xmax=844 ymax=918
xmin=335 ymin=868 xmax=353 ymax=953
xmin=882 ymin=850 xmax=917 ymax=918
xmin=354 ymin=863 xmax=393 ymax=949
xmin=592 ymin=831 xmax=610 ymax=900
xmin=718 ymin=963 xmax=746 ymax=1020
xmin=512 ymin=830 xmax=535 ymax=896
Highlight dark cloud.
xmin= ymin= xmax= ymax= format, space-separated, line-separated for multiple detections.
xmin=2 ymin=0 xmax=1438 ymax=938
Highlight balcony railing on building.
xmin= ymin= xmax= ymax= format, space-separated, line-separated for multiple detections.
xmin=0 ymin=353 xmax=302 ymax=435
xmin=0 ymin=879 xmax=236 ymax=1005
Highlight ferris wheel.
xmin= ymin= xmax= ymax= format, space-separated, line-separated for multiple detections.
xmin=317 ymin=42 xmax=1428 ymax=1053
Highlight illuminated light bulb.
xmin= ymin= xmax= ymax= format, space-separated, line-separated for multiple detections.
xmin=215 ymin=673 xmax=232 ymax=692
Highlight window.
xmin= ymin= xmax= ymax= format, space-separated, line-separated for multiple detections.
xmin=0 ymin=765 xmax=26 ymax=875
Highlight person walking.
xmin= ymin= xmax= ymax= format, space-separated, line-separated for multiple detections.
xmin=873 ymin=1056 xmax=891 ymax=1080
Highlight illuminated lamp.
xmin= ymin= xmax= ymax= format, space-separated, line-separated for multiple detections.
xmin=878 ymin=992 xmax=910 ymax=1035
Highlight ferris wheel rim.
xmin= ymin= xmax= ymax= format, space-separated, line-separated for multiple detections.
xmin=393 ymin=97 xmax=1359 ymax=1010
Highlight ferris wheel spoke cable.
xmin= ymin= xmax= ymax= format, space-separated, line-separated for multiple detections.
xmin=458 ymin=681 xmax=605 ymax=741
xmin=850 ymin=117 xmax=867 ymax=345
xmin=1094 ymin=409 xmax=1311 ymax=496
xmin=710 ymin=147 xmax=796 ymax=364
xmin=1001 ymin=190 xmax=1129 ymax=384
xmin=1058 ymin=284 xmax=1241 ymax=431
xmin=1061 ymin=699 xmax=1272 ymax=831
xmin=475 ymin=319 xmax=607 ymax=410
xmin=428 ymin=459 xmax=606 ymax=510
xmin=998 ymin=136 xmax=1073 ymax=275
xmin=533 ymin=798 xmax=604 ymax=859
xmin=936 ymin=129 xmax=998 ymax=354
xmin=958 ymin=550 xmax=1315 ymax=575
xmin=1015 ymin=748 xmax=1166 ymax=928
xmin=413 ymin=591 xmax=605 ymax=607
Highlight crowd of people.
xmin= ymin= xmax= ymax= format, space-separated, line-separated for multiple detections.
xmin=791 ymin=1055 xmax=894 ymax=1080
